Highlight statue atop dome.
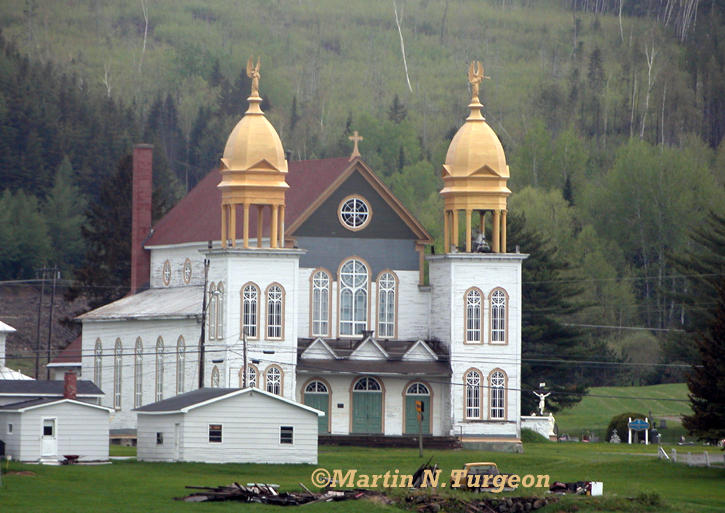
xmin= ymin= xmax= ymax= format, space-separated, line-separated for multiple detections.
xmin=467 ymin=61 xmax=489 ymax=102
xmin=247 ymin=56 xmax=261 ymax=97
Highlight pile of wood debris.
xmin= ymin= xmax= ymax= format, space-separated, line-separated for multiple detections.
xmin=403 ymin=493 xmax=557 ymax=513
xmin=176 ymin=482 xmax=393 ymax=506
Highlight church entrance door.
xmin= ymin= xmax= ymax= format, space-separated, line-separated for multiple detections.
xmin=303 ymin=380 xmax=330 ymax=434
xmin=404 ymin=382 xmax=431 ymax=435
xmin=351 ymin=377 xmax=382 ymax=434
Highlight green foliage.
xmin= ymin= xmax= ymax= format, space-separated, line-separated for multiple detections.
xmin=606 ymin=411 xmax=649 ymax=442
xmin=43 ymin=156 xmax=87 ymax=275
xmin=0 ymin=188 xmax=51 ymax=279
xmin=520 ymin=428 xmax=551 ymax=443
xmin=682 ymin=282 xmax=725 ymax=443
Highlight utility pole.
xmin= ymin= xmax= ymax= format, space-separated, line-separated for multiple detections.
xmin=46 ymin=267 xmax=58 ymax=380
xmin=34 ymin=268 xmax=47 ymax=379
xmin=242 ymin=328 xmax=248 ymax=388
xmin=198 ymin=248 xmax=211 ymax=389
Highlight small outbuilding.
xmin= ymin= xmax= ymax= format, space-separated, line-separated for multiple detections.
xmin=0 ymin=374 xmax=112 ymax=463
xmin=135 ymin=387 xmax=324 ymax=464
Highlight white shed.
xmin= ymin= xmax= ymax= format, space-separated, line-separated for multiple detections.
xmin=0 ymin=397 xmax=112 ymax=463
xmin=135 ymin=387 xmax=324 ymax=464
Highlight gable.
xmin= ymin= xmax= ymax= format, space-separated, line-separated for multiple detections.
xmin=349 ymin=338 xmax=389 ymax=360
xmin=292 ymin=167 xmax=419 ymax=240
xmin=300 ymin=339 xmax=337 ymax=360
xmin=402 ymin=340 xmax=438 ymax=362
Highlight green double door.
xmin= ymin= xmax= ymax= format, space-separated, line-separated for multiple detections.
xmin=304 ymin=392 xmax=329 ymax=434
xmin=352 ymin=391 xmax=383 ymax=433
xmin=405 ymin=395 xmax=431 ymax=434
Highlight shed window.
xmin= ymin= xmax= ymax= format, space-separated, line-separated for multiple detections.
xmin=208 ymin=424 xmax=222 ymax=443
xmin=156 ymin=432 xmax=163 ymax=445
xmin=7 ymin=423 xmax=12 ymax=434
xmin=280 ymin=426 xmax=294 ymax=444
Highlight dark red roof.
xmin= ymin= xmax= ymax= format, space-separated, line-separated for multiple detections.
xmin=48 ymin=336 xmax=82 ymax=365
xmin=147 ymin=157 xmax=352 ymax=246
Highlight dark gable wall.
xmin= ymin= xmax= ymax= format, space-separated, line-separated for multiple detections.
xmin=293 ymin=170 xmax=420 ymax=274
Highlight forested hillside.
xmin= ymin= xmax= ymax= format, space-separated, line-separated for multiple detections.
xmin=0 ymin=0 xmax=723 ymax=385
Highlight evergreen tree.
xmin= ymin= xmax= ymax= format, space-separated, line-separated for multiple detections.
xmin=682 ymin=281 xmax=725 ymax=443
xmin=72 ymin=155 xmax=133 ymax=308
xmin=0 ymin=189 xmax=51 ymax=279
xmin=43 ymin=156 xmax=87 ymax=274
xmin=388 ymin=94 xmax=407 ymax=123
xmin=508 ymin=213 xmax=590 ymax=413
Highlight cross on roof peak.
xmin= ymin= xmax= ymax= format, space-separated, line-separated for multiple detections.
xmin=348 ymin=130 xmax=363 ymax=161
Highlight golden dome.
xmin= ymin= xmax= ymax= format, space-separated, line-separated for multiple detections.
xmin=221 ymin=98 xmax=288 ymax=174
xmin=443 ymin=102 xmax=508 ymax=178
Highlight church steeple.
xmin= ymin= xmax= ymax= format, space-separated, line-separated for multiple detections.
xmin=218 ymin=57 xmax=289 ymax=249
xmin=440 ymin=61 xmax=510 ymax=253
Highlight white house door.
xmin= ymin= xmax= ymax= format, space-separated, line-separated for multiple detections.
xmin=41 ymin=419 xmax=57 ymax=457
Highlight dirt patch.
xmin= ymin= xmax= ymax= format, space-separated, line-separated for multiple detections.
xmin=7 ymin=470 xmax=37 ymax=476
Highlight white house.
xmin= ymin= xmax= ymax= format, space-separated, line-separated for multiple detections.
xmin=46 ymin=336 xmax=83 ymax=381
xmin=135 ymin=387 xmax=323 ymax=464
xmin=79 ymin=62 xmax=526 ymax=451
xmin=0 ymin=374 xmax=112 ymax=463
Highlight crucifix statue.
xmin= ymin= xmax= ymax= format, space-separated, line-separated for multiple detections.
xmin=348 ymin=130 xmax=363 ymax=161
xmin=532 ymin=382 xmax=551 ymax=415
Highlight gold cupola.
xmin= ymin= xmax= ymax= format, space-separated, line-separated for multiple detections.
xmin=218 ymin=56 xmax=289 ymax=249
xmin=440 ymin=61 xmax=510 ymax=253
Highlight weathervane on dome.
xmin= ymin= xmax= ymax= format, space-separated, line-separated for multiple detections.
xmin=467 ymin=60 xmax=489 ymax=103
xmin=246 ymin=56 xmax=261 ymax=97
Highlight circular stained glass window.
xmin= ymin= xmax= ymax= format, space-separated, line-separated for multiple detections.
xmin=338 ymin=196 xmax=371 ymax=231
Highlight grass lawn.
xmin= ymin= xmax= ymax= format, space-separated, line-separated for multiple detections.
xmin=555 ymin=384 xmax=691 ymax=443
xmin=1 ymin=442 xmax=722 ymax=513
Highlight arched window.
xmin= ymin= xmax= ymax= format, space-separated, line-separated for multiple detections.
xmin=489 ymin=370 xmax=507 ymax=419
xmin=377 ymin=271 xmax=397 ymax=338
xmin=208 ymin=283 xmax=217 ymax=340
xmin=490 ymin=288 xmax=507 ymax=344
xmin=464 ymin=369 xmax=482 ymax=419
xmin=311 ymin=270 xmax=330 ymax=337
xmin=265 ymin=366 xmax=282 ymax=395
xmin=240 ymin=364 xmax=258 ymax=388
xmin=113 ymin=339 xmax=122 ymax=410
xmin=134 ymin=338 xmax=143 ymax=408
xmin=241 ymin=283 xmax=259 ymax=339
xmin=406 ymin=382 xmax=430 ymax=395
xmin=353 ymin=376 xmax=381 ymax=391
xmin=155 ymin=337 xmax=164 ymax=402
xmin=465 ymin=288 xmax=483 ymax=343
xmin=93 ymin=339 xmax=102 ymax=387
xmin=266 ymin=283 xmax=284 ymax=339
xmin=339 ymin=259 xmax=368 ymax=336
xmin=176 ymin=336 xmax=185 ymax=395
xmin=216 ymin=282 xmax=224 ymax=339
xmin=305 ymin=380 xmax=329 ymax=393
xmin=211 ymin=365 xmax=220 ymax=387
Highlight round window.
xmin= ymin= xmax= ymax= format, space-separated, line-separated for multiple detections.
xmin=162 ymin=260 xmax=171 ymax=286
xmin=338 ymin=195 xmax=371 ymax=231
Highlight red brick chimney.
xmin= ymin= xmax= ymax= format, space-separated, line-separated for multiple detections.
xmin=63 ymin=371 xmax=77 ymax=399
xmin=131 ymin=144 xmax=153 ymax=294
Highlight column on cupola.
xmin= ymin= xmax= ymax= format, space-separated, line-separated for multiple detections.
xmin=217 ymin=56 xmax=289 ymax=250
xmin=439 ymin=61 xmax=511 ymax=254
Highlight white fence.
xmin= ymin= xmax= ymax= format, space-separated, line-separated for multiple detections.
xmin=659 ymin=448 xmax=725 ymax=467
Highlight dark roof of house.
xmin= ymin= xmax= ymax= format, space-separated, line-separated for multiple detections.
xmin=134 ymin=387 xmax=238 ymax=412
xmin=297 ymin=337 xmax=449 ymax=359
xmin=48 ymin=336 xmax=82 ymax=365
xmin=297 ymin=359 xmax=451 ymax=377
xmin=0 ymin=397 xmax=59 ymax=410
xmin=0 ymin=380 xmax=103 ymax=396
xmin=146 ymin=157 xmax=352 ymax=246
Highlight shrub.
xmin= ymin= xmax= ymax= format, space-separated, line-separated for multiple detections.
xmin=521 ymin=428 xmax=551 ymax=443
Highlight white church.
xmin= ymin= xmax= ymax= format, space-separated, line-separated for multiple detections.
xmin=78 ymin=62 xmax=526 ymax=450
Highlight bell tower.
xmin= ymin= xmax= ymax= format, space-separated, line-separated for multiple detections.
xmin=218 ymin=57 xmax=289 ymax=249
xmin=440 ymin=61 xmax=510 ymax=253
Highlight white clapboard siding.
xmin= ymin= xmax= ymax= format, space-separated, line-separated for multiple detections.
xmin=136 ymin=413 xmax=184 ymax=462
xmin=0 ymin=412 xmax=21 ymax=458
xmin=2 ymin=403 xmax=109 ymax=462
